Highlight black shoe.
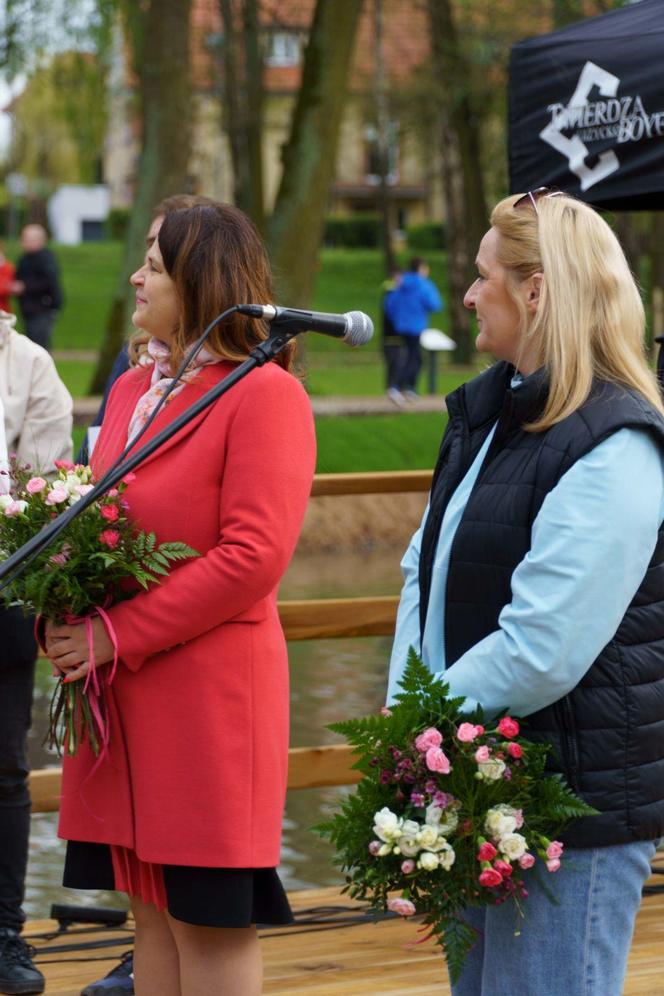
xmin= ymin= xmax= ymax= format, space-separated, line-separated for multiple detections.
xmin=0 ymin=929 xmax=45 ymax=996
xmin=81 ymin=951 xmax=134 ymax=995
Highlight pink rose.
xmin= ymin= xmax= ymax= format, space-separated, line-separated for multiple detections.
xmin=49 ymin=543 xmax=71 ymax=567
xmin=546 ymin=840 xmax=564 ymax=860
xmin=45 ymin=488 xmax=68 ymax=506
xmin=99 ymin=529 xmax=121 ymax=549
xmin=425 ymin=746 xmax=451 ymax=774
xmin=494 ymin=860 xmax=513 ymax=878
xmin=514 ymin=809 xmax=524 ymax=829
xmin=474 ymin=745 xmax=491 ymax=763
xmin=415 ymin=727 xmax=443 ymax=753
xmin=368 ymin=841 xmax=382 ymax=856
xmin=546 ymin=858 xmax=561 ymax=873
xmin=479 ymin=868 xmax=503 ymax=888
xmin=477 ymin=842 xmax=497 ymax=862
xmin=3 ymin=500 xmax=24 ymax=516
xmin=122 ymin=473 xmax=136 ymax=484
xmin=387 ymin=897 xmax=416 ymax=917
xmin=519 ymin=853 xmax=536 ymax=870
xmin=75 ymin=484 xmax=94 ymax=497
xmin=26 ymin=477 xmax=47 ymax=494
xmin=497 ymin=717 xmax=520 ymax=739
xmin=54 ymin=459 xmax=75 ymax=471
xmin=457 ymin=722 xmax=481 ymax=743
xmin=507 ymin=742 xmax=523 ymax=759
xmin=107 ymin=488 xmax=119 ymax=498
xmin=100 ymin=504 xmax=120 ymax=522
xmin=401 ymin=859 xmax=416 ymax=874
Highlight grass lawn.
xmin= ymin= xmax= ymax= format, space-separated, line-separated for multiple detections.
xmin=315 ymin=412 xmax=446 ymax=473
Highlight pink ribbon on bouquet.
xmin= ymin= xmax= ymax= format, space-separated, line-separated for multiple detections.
xmin=62 ymin=604 xmax=119 ymax=766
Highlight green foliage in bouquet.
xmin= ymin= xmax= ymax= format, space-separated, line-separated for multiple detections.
xmin=0 ymin=460 xmax=199 ymax=755
xmin=0 ymin=461 xmax=197 ymax=620
xmin=315 ymin=650 xmax=597 ymax=983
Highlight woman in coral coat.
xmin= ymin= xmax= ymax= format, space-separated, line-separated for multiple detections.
xmin=44 ymin=204 xmax=316 ymax=995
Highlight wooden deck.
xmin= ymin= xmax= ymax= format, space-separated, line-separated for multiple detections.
xmin=27 ymin=857 xmax=664 ymax=995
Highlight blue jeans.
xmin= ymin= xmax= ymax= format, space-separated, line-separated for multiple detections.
xmin=451 ymin=839 xmax=657 ymax=996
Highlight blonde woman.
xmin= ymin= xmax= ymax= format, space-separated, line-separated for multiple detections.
xmin=388 ymin=190 xmax=664 ymax=996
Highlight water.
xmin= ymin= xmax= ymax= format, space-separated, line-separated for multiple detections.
xmin=24 ymin=546 xmax=405 ymax=918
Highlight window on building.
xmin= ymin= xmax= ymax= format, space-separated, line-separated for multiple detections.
xmin=265 ymin=31 xmax=301 ymax=67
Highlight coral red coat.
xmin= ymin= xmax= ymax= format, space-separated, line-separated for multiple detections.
xmin=58 ymin=360 xmax=316 ymax=867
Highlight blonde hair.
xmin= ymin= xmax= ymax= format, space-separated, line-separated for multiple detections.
xmin=491 ymin=193 xmax=664 ymax=430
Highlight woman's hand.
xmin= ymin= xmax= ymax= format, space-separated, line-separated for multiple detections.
xmin=44 ymin=617 xmax=115 ymax=683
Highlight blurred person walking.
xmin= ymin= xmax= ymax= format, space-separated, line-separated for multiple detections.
xmin=385 ymin=256 xmax=442 ymax=399
xmin=12 ymin=225 xmax=63 ymax=352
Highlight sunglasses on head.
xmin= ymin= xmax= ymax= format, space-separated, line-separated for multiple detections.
xmin=513 ymin=187 xmax=565 ymax=214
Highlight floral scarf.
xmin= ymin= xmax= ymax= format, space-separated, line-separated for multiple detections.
xmin=126 ymin=337 xmax=218 ymax=444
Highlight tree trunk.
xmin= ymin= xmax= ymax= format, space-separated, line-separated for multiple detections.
xmin=90 ymin=0 xmax=193 ymax=394
xmin=428 ymin=0 xmax=488 ymax=364
xmin=374 ymin=0 xmax=396 ymax=276
xmin=266 ymin=0 xmax=363 ymax=307
xmin=219 ymin=0 xmax=265 ymax=230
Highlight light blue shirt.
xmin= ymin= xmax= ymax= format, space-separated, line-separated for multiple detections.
xmin=387 ymin=424 xmax=664 ymax=716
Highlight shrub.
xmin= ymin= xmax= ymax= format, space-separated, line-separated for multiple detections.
xmin=324 ymin=214 xmax=380 ymax=248
xmin=106 ymin=207 xmax=130 ymax=240
xmin=406 ymin=222 xmax=445 ymax=251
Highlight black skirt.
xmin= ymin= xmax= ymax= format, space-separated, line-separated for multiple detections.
xmin=63 ymin=840 xmax=293 ymax=928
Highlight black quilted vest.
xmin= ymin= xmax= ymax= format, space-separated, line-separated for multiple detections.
xmin=419 ymin=361 xmax=664 ymax=847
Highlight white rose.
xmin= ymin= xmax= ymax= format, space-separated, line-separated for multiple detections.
xmin=500 ymin=833 xmax=527 ymax=861
xmin=373 ymin=807 xmax=402 ymax=843
xmin=418 ymin=851 xmax=440 ymax=872
xmin=426 ymin=833 xmax=452 ymax=853
xmin=425 ymin=803 xmax=443 ymax=825
xmin=0 ymin=495 xmax=13 ymax=510
xmin=401 ymin=819 xmax=420 ymax=838
xmin=377 ymin=843 xmax=392 ymax=857
xmin=485 ymin=808 xmax=517 ymax=839
xmin=12 ymin=500 xmax=27 ymax=514
xmin=437 ymin=811 xmax=459 ymax=836
xmin=437 ymin=841 xmax=456 ymax=871
xmin=64 ymin=472 xmax=81 ymax=493
xmin=478 ymin=759 xmax=506 ymax=782
xmin=398 ymin=832 xmax=421 ymax=857
xmin=416 ymin=824 xmax=439 ymax=849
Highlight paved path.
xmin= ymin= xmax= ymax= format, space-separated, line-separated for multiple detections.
xmin=72 ymin=394 xmax=446 ymax=426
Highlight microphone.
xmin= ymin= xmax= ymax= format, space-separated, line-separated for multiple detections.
xmin=237 ymin=304 xmax=374 ymax=346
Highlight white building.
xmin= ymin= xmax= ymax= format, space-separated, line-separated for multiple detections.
xmin=47 ymin=184 xmax=110 ymax=245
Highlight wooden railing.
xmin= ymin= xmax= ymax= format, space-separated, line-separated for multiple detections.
xmin=29 ymin=469 xmax=432 ymax=814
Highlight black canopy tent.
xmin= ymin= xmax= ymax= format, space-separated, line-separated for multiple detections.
xmin=508 ymin=0 xmax=664 ymax=211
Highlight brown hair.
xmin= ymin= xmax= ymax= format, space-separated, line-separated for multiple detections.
xmin=151 ymin=193 xmax=217 ymax=220
xmin=131 ymin=203 xmax=295 ymax=372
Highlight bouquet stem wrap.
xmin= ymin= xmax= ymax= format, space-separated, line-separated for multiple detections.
xmin=48 ymin=606 xmax=119 ymax=760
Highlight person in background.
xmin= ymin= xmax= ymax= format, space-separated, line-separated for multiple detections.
xmin=0 ymin=310 xmax=73 ymax=996
xmin=78 ymin=194 xmax=217 ymax=466
xmin=381 ymin=269 xmax=406 ymax=407
xmin=385 ymin=256 xmax=442 ymax=400
xmin=44 ymin=204 xmax=315 ymax=996
xmin=387 ymin=189 xmax=664 ymax=996
xmin=0 ymin=246 xmax=15 ymax=314
xmin=12 ymin=225 xmax=63 ymax=352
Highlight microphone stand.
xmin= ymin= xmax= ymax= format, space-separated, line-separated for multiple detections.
xmin=0 ymin=326 xmax=297 ymax=589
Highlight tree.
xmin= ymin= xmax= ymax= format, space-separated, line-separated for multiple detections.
xmin=266 ymin=0 xmax=363 ymax=307
xmin=7 ymin=52 xmax=107 ymax=189
xmin=428 ymin=0 xmax=488 ymax=364
xmin=90 ymin=0 xmax=193 ymax=392
xmin=218 ymin=0 xmax=265 ymax=231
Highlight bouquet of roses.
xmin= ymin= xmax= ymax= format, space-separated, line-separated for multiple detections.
xmin=316 ymin=651 xmax=597 ymax=983
xmin=0 ymin=458 xmax=198 ymax=756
